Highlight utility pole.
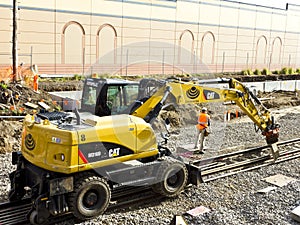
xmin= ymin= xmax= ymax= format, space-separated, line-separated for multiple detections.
xmin=12 ymin=0 xmax=18 ymax=82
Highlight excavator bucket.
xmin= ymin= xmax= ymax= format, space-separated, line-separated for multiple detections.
xmin=265 ymin=128 xmax=279 ymax=145
xmin=264 ymin=126 xmax=280 ymax=161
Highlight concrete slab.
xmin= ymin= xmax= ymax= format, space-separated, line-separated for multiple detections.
xmin=291 ymin=205 xmax=300 ymax=222
xmin=186 ymin=206 xmax=210 ymax=216
xmin=263 ymin=174 xmax=297 ymax=187
xmin=256 ymin=186 xmax=277 ymax=193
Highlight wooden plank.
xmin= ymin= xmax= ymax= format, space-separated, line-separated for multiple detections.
xmin=38 ymin=101 xmax=50 ymax=110
xmin=24 ymin=102 xmax=38 ymax=109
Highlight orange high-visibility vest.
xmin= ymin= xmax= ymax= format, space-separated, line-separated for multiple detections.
xmin=33 ymin=74 xmax=38 ymax=91
xmin=197 ymin=112 xmax=210 ymax=130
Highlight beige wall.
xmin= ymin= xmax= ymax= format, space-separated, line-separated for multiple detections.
xmin=1 ymin=0 xmax=300 ymax=75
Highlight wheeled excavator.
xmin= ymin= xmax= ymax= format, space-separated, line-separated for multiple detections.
xmin=8 ymin=77 xmax=279 ymax=224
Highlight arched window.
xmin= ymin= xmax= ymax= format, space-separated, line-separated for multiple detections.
xmin=255 ymin=35 xmax=268 ymax=67
xmin=96 ymin=24 xmax=117 ymax=64
xmin=270 ymin=37 xmax=282 ymax=67
xmin=61 ymin=21 xmax=85 ymax=64
xmin=200 ymin=31 xmax=216 ymax=64
xmin=178 ymin=30 xmax=195 ymax=64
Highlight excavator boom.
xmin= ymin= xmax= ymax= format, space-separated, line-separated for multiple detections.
xmin=130 ymin=77 xmax=279 ymax=144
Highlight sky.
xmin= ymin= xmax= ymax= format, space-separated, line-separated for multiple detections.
xmin=236 ymin=0 xmax=300 ymax=9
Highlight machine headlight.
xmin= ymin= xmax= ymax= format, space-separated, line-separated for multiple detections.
xmin=54 ymin=153 xmax=65 ymax=161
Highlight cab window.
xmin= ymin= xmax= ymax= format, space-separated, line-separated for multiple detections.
xmin=107 ymin=85 xmax=139 ymax=114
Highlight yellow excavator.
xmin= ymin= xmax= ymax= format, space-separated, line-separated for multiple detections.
xmin=9 ymin=77 xmax=279 ymax=224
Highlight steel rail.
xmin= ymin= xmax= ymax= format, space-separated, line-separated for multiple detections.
xmin=0 ymin=198 xmax=31 ymax=225
xmin=203 ymin=151 xmax=300 ymax=183
xmin=0 ymin=186 xmax=154 ymax=225
xmin=191 ymin=138 xmax=300 ymax=167
xmin=0 ymin=116 xmax=25 ymax=119
xmin=202 ymin=147 xmax=300 ymax=183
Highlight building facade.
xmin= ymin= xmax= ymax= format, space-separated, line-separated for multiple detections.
xmin=1 ymin=0 xmax=300 ymax=76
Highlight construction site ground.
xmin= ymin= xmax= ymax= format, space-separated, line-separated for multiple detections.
xmin=0 ymin=77 xmax=299 ymax=225
xmin=0 ymin=77 xmax=300 ymax=154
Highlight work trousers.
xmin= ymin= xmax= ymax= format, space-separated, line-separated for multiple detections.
xmin=194 ymin=128 xmax=206 ymax=151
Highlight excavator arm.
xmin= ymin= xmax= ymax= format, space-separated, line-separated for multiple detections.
xmin=225 ymin=78 xmax=279 ymax=144
xmin=130 ymin=77 xmax=279 ymax=144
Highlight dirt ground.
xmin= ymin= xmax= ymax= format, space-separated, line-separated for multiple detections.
xmin=257 ymin=91 xmax=300 ymax=109
xmin=0 ymin=79 xmax=300 ymax=154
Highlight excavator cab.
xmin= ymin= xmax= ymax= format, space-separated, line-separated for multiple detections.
xmin=81 ymin=78 xmax=165 ymax=117
xmin=81 ymin=78 xmax=139 ymax=116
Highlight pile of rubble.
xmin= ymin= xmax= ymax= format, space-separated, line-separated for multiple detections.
xmin=0 ymin=64 xmax=81 ymax=116
xmin=0 ymin=82 xmax=60 ymax=153
xmin=0 ymin=82 xmax=61 ymax=116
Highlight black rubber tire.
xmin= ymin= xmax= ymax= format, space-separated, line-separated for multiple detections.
xmin=69 ymin=173 xmax=111 ymax=220
xmin=29 ymin=210 xmax=47 ymax=225
xmin=29 ymin=210 xmax=38 ymax=225
xmin=152 ymin=157 xmax=188 ymax=197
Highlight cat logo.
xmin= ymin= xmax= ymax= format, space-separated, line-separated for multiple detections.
xmin=203 ymin=90 xmax=220 ymax=100
xmin=109 ymin=148 xmax=120 ymax=157
xmin=206 ymin=92 xmax=215 ymax=99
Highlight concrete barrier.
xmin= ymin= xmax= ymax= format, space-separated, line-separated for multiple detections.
xmin=204 ymin=80 xmax=299 ymax=93
xmin=296 ymin=81 xmax=300 ymax=91
xmin=281 ymin=80 xmax=297 ymax=91
xmin=245 ymin=80 xmax=299 ymax=93
xmin=245 ymin=82 xmax=265 ymax=95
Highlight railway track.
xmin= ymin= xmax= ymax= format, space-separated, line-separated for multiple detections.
xmin=194 ymin=138 xmax=300 ymax=182
xmin=0 ymin=138 xmax=299 ymax=225
xmin=0 ymin=187 xmax=160 ymax=225
xmin=0 ymin=199 xmax=31 ymax=225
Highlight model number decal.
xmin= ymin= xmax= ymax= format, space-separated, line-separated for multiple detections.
xmin=88 ymin=151 xmax=101 ymax=158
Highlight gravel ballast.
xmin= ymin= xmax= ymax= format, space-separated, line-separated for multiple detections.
xmin=0 ymin=107 xmax=299 ymax=225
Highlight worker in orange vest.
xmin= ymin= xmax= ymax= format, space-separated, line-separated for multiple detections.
xmin=33 ymin=74 xmax=39 ymax=92
xmin=194 ymin=107 xmax=211 ymax=154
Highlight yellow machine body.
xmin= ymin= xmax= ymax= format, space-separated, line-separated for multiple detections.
xmin=21 ymin=114 xmax=158 ymax=174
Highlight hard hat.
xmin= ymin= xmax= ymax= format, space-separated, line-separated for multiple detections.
xmin=202 ymin=107 xmax=207 ymax=112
